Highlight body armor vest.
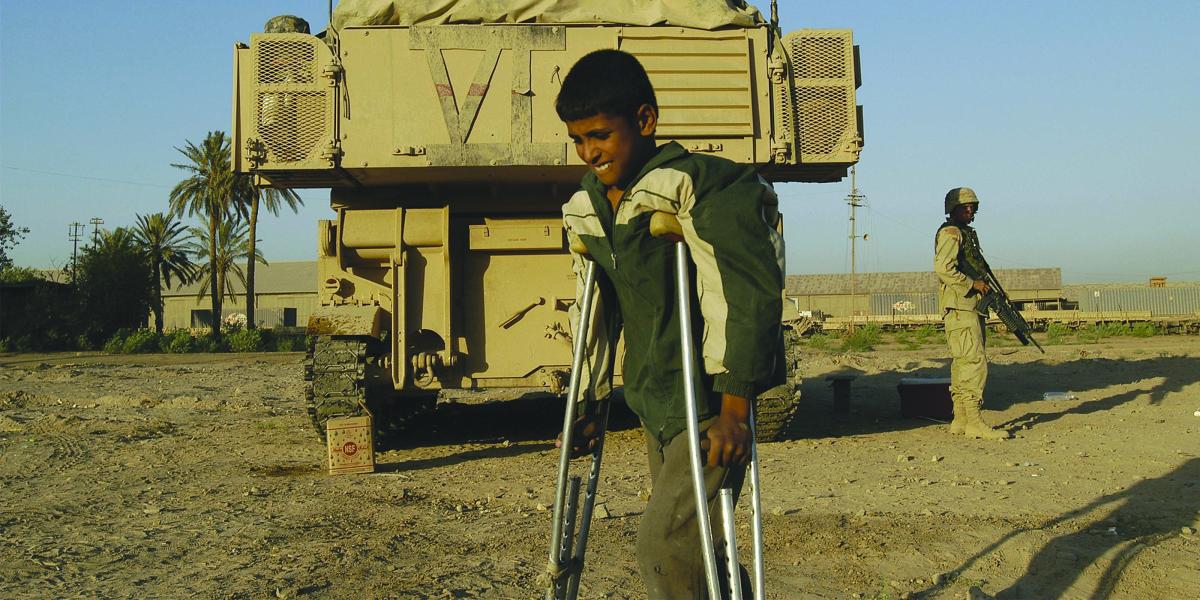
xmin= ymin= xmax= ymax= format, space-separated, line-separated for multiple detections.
xmin=936 ymin=220 xmax=988 ymax=280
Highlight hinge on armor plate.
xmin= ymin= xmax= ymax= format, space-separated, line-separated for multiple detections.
xmin=245 ymin=138 xmax=267 ymax=168
xmin=392 ymin=146 xmax=427 ymax=156
xmin=320 ymin=140 xmax=342 ymax=164
xmin=769 ymin=56 xmax=787 ymax=84
xmin=771 ymin=139 xmax=791 ymax=163
xmin=687 ymin=142 xmax=723 ymax=153
xmin=321 ymin=62 xmax=343 ymax=82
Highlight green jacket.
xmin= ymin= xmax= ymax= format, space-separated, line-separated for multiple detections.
xmin=562 ymin=142 xmax=786 ymax=444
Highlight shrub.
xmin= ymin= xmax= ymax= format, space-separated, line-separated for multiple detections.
xmin=895 ymin=330 xmax=922 ymax=351
xmin=121 ymin=329 xmax=161 ymax=354
xmin=103 ymin=328 xmax=132 ymax=354
xmin=1078 ymin=322 xmax=1127 ymax=342
xmin=1129 ymin=322 xmax=1161 ymax=337
xmin=227 ymin=328 xmax=266 ymax=353
xmin=274 ymin=333 xmax=304 ymax=352
xmin=841 ymin=324 xmax=882 ymax=352
xmin=807 ymin=333 xmax=833 ymax=352
xmin=913 ymin=324 xmax=939 ymax=344
xmin=1045 ymin=322 xmax=1070 ymax=344
xmin=162 ymin=329 xmax=194 ymax=353
xmin=193 ymin=333 xmax=226 ymax=353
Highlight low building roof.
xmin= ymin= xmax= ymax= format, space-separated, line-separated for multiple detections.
xmin=786 ymin=268 xmax=1062 ymax=295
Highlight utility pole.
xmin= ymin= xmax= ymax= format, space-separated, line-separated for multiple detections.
xmin=68 ymin=222 xmax=84 ymax=284
xmin=88 ymin=217 xmax=104 ymax=246
xmin=846 ymin=166 xmax=868 ymax=324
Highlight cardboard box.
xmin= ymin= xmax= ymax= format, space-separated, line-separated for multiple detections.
xmin=897 ymin=377 xmax=953 ymax=420
xmin=326 ymin=415 xmax=375 ymax=475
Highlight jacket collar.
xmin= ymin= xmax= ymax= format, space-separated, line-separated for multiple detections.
xmin=580 ymin=141 xmax=688 ymax=200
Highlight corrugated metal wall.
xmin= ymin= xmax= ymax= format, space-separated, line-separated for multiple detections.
xmin=1070 ymin=287 xmax=1200 ymax=316
xmin=870 ymin=292 xmax=938 ymax=316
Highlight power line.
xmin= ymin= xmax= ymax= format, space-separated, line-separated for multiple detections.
xmin=2 ymin=165 xmax=173 ymax=189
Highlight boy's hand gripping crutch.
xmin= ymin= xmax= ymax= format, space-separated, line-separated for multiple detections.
xmin=544 ymin=241 xmax=610 ymax=600
xmin=650 ymin=212 xmax=766 ymax=600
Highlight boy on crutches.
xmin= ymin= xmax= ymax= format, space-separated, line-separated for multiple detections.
xmin=552 ymin=49 xmax=786 ymax=599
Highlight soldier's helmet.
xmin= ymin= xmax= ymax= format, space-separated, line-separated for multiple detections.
xmin=264 ymin=15 xmax=310 ymax=34
xmin=944 ymin=187 xmax=979 ymax=214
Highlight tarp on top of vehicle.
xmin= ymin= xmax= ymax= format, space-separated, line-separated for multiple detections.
xmin=332 ymin=0 xmax=765 ymax=31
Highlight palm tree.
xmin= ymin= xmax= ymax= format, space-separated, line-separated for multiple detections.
xmin=185 ymin=216 xmax=267 ymax=325
xmin=169 ymin=131 xmax=238 ymax=339
xmin=133 ymin=212 xmax=195 ymax=334
xmin=237 ymin=183 xmax=302 ymax=329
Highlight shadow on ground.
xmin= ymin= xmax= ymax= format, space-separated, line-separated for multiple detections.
xmin=380 ymin=392 xmax=642 ymax=452
xmin=781 ymin=351 xmax=1199 ymax=441
xmin=909 ymin=458 xmax=1200 ymax=599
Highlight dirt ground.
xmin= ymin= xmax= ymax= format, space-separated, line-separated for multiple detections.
xmin=1 ymin=335 xmax=1198 ymax=599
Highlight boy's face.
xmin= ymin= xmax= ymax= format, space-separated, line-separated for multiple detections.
xmin=565 ymin=105 xmax=657 ymax=190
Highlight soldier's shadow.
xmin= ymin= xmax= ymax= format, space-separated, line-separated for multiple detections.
xmin=780 ymin=350 xmax=1199 ymax=441
xmin=910 ymin=458 xmax=1200 ymax=599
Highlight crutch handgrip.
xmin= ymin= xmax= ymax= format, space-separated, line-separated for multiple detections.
xmin=567 ymin=231 xmax=591 ymax=256
xmin=649 ymin=211 xmax=684 ymax=242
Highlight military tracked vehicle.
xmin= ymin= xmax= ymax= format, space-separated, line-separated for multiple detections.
xmin=231 ymin=1 xmax=862 ymax=442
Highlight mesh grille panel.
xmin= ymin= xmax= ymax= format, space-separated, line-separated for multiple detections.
xmin=256 ymin=40 xmax=316 ymax=84
xmin=794 ymin=86 xmax=848 ymax=156
xmin=257 ymin=92 xmax=326 ymax=162
xmin=790 ymin=36 xmax=846 ymax=79
xmin=784 ymin=30 xmax=858 ymax=163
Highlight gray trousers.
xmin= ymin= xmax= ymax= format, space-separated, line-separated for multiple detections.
xmin=636 ymin=420 xmax=748 ymax=599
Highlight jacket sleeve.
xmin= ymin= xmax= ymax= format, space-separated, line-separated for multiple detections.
xmin=680 ymin=170 xmax=785 ymax=399
xmin=934 ymin=226 xmax=973 ymax=297
xmin=563 ymin=206 xmax=621 ymax=408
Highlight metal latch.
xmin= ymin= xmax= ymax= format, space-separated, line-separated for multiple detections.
xmin=769 ymin=56 xmax=787 ymax=84
xmin=320 ymin=140 xmax=342 ymax=163
xmin=392 ymin=146 xmax=427 ymax=156
xmin=770 ymin=139 xmax=791 ymax=163
xmin=245 ymin=138 xmax=267 ymax=167
xmin=687 ymin=142 xmax=723 ymax=153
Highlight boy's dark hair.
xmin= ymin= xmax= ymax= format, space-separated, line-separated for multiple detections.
xmin=555 ymin=49 xmax=658 ymax=123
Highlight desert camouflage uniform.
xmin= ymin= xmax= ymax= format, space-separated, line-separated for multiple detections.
xmin=934 ymin=222 xmax=988 ymax=410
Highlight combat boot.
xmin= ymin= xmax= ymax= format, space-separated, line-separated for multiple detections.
xmin=960 ymin=401 xmax=1010 ymax=440
xmin=949 ymin=399 xmax=967 ymax=435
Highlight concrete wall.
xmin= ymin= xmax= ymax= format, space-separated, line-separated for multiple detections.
xmin=156 ymin=293 xmax=318 ymax=330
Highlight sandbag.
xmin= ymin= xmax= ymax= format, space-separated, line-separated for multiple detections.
xmin=331 ymin=0 xmax=764 ymax=31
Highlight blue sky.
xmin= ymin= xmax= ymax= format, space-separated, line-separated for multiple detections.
xmin=2 ymin=1 xmax=1197 ymax=282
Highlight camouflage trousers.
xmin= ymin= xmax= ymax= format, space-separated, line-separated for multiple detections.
xmin=944 ymin=308 xmax=988 ymax=406
xmin=637 ymin=419 xmax=749 ymax=599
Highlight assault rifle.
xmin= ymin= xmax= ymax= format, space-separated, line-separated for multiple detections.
xmin=972 ymin=267 xmax=1044 ymax=353
xmin=959 ymin=228 xmax=1044 ymax=353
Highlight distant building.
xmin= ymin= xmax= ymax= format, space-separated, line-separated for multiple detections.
xmin=157 ymin=261 xmax=317 ymax=330
xmin=785 ymin=268 xmax=1063 ymax=317
xmin=1062 ymin=282 xmax=1200 ymax=317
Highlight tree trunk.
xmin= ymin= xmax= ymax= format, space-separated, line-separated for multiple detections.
xmin=153 ymin=258 xmax=164 ymax=334
xmin=209 ymin=218 xmax=221 ymax=341
xmin=245 ymin=190 xmax=259 ymax=330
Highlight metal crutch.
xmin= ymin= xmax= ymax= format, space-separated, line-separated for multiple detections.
xmin=544 ymin=249 xmax=608 ymax=600
xmin=650 ymin=211 xmax=766 ymax=600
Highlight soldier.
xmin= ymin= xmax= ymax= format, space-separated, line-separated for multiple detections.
xmin=935 ymin=187 xmax=1010 ymax=440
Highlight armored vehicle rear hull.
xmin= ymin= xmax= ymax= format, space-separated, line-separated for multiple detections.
xmin=232 ymin=14 xmax=862 ymax=440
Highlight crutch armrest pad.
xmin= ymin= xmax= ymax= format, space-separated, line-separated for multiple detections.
xmin=649 ymin=212 xmax=684 ymax=241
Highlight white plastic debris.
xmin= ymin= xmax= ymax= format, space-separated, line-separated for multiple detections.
xmin=1043 ymin=392 xmax=1078 ymax=401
